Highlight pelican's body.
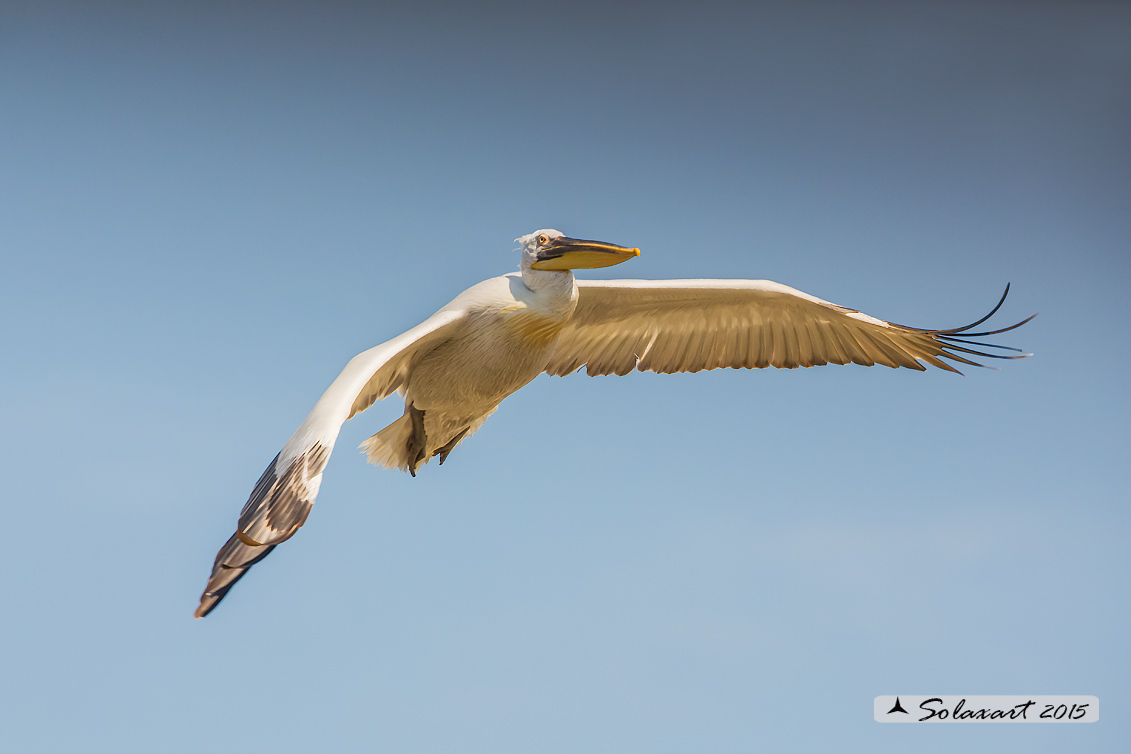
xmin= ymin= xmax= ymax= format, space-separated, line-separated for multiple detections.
xmin=366 ymin=271 xmax=578 ymax=472
xmin=195 ymin=230 xmax=1032 ymax=618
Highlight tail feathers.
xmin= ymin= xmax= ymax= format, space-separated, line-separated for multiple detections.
xmin=195 ymin=534 xmax=276 ymax=618
xmin=360 ymin=409 xmax=497 ymax=472
xmin=360 ymin=413 xmax=415 ymax=472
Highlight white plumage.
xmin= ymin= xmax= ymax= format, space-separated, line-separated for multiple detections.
xmin=195 ymin=229 xmax=1032 ymax=618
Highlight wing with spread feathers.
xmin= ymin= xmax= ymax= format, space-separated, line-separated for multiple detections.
xmin=546 ymin=280 xmax=1032 ymax=377
xmin=194 ymin=309 xmax=466 ymax=618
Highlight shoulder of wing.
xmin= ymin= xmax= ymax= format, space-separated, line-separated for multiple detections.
xmin=344 ymin=307 xmax=468 ymax=419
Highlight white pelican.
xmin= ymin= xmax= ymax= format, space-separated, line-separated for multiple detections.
xmin=195 ymin=229 xmax=1032 ymax=617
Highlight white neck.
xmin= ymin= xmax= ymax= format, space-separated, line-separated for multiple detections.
xmin=518 ymin=258 xmax=579 ymax=319
xmin=520 ymin=256 xmax=574 ymax=292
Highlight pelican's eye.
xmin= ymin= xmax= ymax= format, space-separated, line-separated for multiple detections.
xmin=537 ymin=234 xmax=549 ymax=245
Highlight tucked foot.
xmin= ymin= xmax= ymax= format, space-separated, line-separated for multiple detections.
xmin=406 ymin=403 xmax=427 ymax=477
xmin=433 ymin=427 xmax=470 ymax=466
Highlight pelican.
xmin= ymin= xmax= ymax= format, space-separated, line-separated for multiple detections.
xmin=195 ymin=229 xmax=1033 ymax=618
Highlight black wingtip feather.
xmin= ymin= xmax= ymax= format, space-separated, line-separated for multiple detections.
xmin=938 ymin=283 xmax=1012 ymax=335
xmin=898 ymin=284 xmax=1035 ymax=373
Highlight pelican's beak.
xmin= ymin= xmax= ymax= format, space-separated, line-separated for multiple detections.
xmin=531 ymin=237 xmax=641 ymax=271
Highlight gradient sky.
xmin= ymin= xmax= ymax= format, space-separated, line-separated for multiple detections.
xmin=2 ymin=2 xmax=1129 ymax=752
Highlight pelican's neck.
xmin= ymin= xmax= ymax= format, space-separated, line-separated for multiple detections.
xmin=519 ymin=260 xmax=578 ymax=318
xmin=520 ymin=259 xmax=574 ymax=292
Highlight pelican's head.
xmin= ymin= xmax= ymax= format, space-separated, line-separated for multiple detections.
xmin=519 ymin=229 xmax=640 ymax=271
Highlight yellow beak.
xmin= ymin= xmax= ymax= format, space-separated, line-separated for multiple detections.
xmin=531 ymin=237 xmax=641 ymax=271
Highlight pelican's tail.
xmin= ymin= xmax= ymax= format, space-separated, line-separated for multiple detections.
xmin=361 ymin=414 xmax=415 ymax=472
xmin=361 ymin=408 xmax=497 ymax=473
xmin=195 ymin=443 xmax=330 ymax=618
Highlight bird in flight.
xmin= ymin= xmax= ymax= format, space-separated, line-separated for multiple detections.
xmin=195 ymin=229 xmax=1033 ymax=617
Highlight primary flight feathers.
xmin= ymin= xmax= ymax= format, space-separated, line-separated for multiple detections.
xmin=195 ymin=230 xmax=1033 ymax=618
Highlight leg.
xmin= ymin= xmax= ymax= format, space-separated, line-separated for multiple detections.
xmin=405 ymin=403 xmax=427 ymax=477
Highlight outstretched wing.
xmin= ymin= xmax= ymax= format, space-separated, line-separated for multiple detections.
xmin=546 ymin=279 xmax=1033 ymax=377
xmin=195 ymin=309 xmax=467 ymax=618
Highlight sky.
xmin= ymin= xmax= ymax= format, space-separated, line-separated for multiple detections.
xmin=2 ymin=1 xmax=1129 ymax=752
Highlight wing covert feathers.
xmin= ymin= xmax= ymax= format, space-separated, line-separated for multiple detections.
xmin=546 ymin=280 xmax=1032 ymax=377
xmin=347 ymin=310 xmax=467 ymax=419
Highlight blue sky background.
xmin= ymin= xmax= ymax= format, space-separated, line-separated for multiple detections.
xmin=2 ymin=2 xmax=1128 ymax=752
